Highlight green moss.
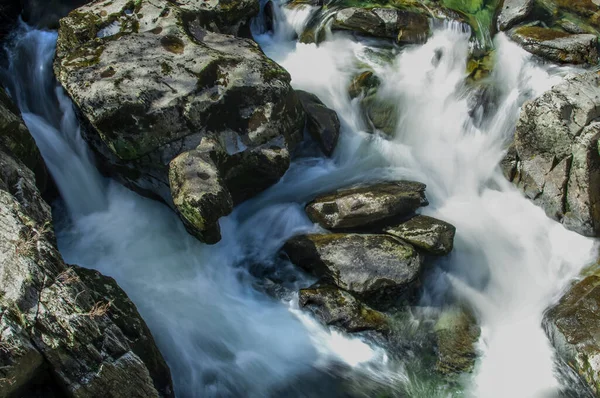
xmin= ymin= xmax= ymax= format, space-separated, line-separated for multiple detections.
xmin=515 ymin=25 xmax=571 ymax=41
xmin=441 ymin=0 xmax=500 ymax=48
xmin=161 ymin=62 xmax=173 ymax=75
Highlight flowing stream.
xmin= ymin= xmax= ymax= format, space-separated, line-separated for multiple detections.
xmin=2 ymin=1 xmax=598 ymax=396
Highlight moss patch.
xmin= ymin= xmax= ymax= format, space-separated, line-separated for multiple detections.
xmin=515 ymin=25 xmax=571 ymax=41
xmin=160 ymin=35 xmax=185 ymax=54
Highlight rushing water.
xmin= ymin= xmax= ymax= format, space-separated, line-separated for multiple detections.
xmin=1 ymin=1 xmax=597 ymax=396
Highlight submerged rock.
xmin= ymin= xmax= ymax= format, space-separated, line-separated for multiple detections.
xmin=385 ymin=215 xmax=456 ymax=256
xmin=497 ymin=0 xmax=534 ymax=31
xmin=505 ymin=71 xmax=600 ymax=236
xmin=296 ymin=90 xmax=340 ymax=156
xmin=508 ymin=26 xmax=598 ymax=65
xmin=0 ymin=78 xmax=173 ymax=397
xmin=331 ymin=7 xmax=429 ymax=43
xmin=544 ymin=268 xmax=600 ymax=395
xmin=54 ymin=0 xmax=304 ymax=244
xmin=305 ymin=181 xmax=428 ymax=230
xmin=435 ymin=307 xmax=481 ymax=375
xmin=284 ymin=233 xmax=423 ymax=306
xmin=299 ymin=285 xmax=389 ymax=333
xmin=348 ymin=71 xmax=380 ymax=99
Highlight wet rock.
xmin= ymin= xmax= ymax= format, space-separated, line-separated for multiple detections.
xmin=543 ymin=268 xmax=600 ymax=395
xmin=331 ymin=7 xmax=429 ymax=43
xmin=54 ymin=0 xmax=305 ymax=243
xmin=505 ymin=71 xmax=600 ymax=236
xmin=361 ymin=93 xmax=398 ymax=135
xmin=175 ymin=0 xmax=259 ymax=36
xmin=497 ymin=0 xmax=534 ymax=31
xmin=299 ymin=285 xmax=389 ymax=333
xmin=508 ymin=26 xmax=598 ymax=65
xmin=296 ymin=90 xmax=340 ymax=156
xmin=0 ymin=83 xmax=173 ymax=397
xmin=435 ymin=307 xmax=481 ymax=375
xmin=348 ymin=71 xmax=380 ymax=99
xmin=385 ymin=215 xmax=456 ymax=256
xmin=305 ymin=181 xmax=428 ymax=230
xmin=283 ymin=233 xmax=423 ymax=306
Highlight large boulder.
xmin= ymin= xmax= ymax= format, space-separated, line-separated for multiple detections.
xmin=385 ymin=215 xmax=456 ymax=256
xmin=283 ymin=233 xmax=423 ymax=307
xmin=296 ymin=90 xmax=340 ymax=157
xmin=305 ymin=181 xmax=428 ymax=230
xmin=508 ymin=26 xmax=598 ymax=65
xmin=543 ymin=269 xmax=600 ymax=395
xmin=497 ymin=0 xmax=534 ymax=31
xmin=504 ymin=71 xmax=600 ymax=236
xmin=299 ymin=285 xmax=389 ymax=333
xmin=54 ymin=0 xmax=305 ymax=243
xmin=0 ymin=83 xmax=173 ymax=397
xmin=331 ymin=7 xmax=429 ymax=43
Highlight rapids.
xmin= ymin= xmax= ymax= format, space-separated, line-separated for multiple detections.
xmin=1 ymin=1 xmax=597 ymax=396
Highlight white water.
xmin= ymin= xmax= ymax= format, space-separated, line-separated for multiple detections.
xmin=2 ymin=3 xmax=597 ymax=398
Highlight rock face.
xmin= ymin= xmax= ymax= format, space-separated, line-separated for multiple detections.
xmin=497 ymin=0 xmax=534 ymax=31
xmin=544 ymin=269 xmax=600 ymax=395
xmin=331 ymin=7 xmax=429 ymax=43
xmin=296 ymin=90 xmax=340 ymax=156
xmin=305 ymin=181 xmax=428 ymax=230
xmin=299 ymin=285 xmax=389 ymax=333
xmin=0 ymin=81 xmax=172 ymax=397
xmin=385 ymin=215 xmax=456 ymax=256
xmin=284 ymin=233 xmax=423 ymax=306
xmin=508 ymin=26 xmax=598 ymax=65
xmin=504 ymin=71 xmax=600 ymax=236
xmin=54 ymin=0 xmax=305 ymax=243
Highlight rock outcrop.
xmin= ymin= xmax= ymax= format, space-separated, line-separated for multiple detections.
xmin=544 ymin=267 xmax=600 ymax=396
xmin=54 ymin=0 xmax=305 ymax=243
xmin=503 ymin=71 xmax=600 ymax=236
xmin=0 ymin=82 xmax=173 ymax=397
xmin=385 ymin=215 xmax=456 ymax=256
xmin=296 ymin=90 xmax=340 ymax=156
xmin=497 ymin=0 xmax=534 ymax=31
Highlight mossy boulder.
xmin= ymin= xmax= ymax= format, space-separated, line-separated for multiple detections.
xmin=283 ymin=233 xmax=423 ymax=307
xmin=54 ymin=0 xmax=305 ymax=243
xmin=543 ymin=267 xmax=600 ymax=395
xmin=305 ymin=181 xmax=428 ymax=230
xmin=296 ymin=90 xmax=340 ymax=156
xmin=508 ymin=25 xmax=598 ymax=64
xmin=299 ymin=285 xmax=390 ymax=333
xmin=434 ymin=307 xmax=481 ymax=375
xmin=385 ymin=215 xmax=456 ymax=255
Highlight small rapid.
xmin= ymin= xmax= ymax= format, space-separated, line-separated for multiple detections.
xmin=1 ymin=2 xmax=598 ymax=397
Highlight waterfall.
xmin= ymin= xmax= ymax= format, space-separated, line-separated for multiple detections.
xmin=2 ymin=1 xmax=597 ymax=396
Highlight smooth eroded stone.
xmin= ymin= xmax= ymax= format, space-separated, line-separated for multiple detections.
xmin=296 ymin=90 xmax=340 ymax=157
xmin=497 ymin=0 xmax=534 ymax=31
xmin=305 ymin=181 xmax=428 ymax=230
xmin=283 ymin=233 xmax=423 ymax=306
xmin=385 ymin=215 xmax=456 ymax=255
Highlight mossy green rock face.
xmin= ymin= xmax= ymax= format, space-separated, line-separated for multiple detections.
xmin=283 ymin=233 xmax=423 ymax=307
xmin=299 ymin=285 xmax=390 ymax=333
xmin=385 ymin=215 xmax=456 ymax=255
xmin=508 ymin=26 xmax=598 ymax=64
xmin=305 ymin=181 xmax=428 ymax=230
xmin=54 ymin=0 xmax=305 ymax=243
xmin=505 ymin=71 xmax=600 ymax=236
xmin=543 ymin=269 xmax=600 ymax=395
xmin=296 ymin=90 xmax=340 ymax=156
xmin=434 ymin=307 xmax=480 ymax=375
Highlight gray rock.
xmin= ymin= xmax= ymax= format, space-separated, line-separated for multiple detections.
xmin=332 ymin=7 xmax=429 ymax=43
xmin=54 ymin=0 xmax=305 ymax=243
xmin=385 ymin=215 xmax=456 ymax=256
xmin=497 ymin=0 xmax=534 ymax=31
xmin=299 ymin=285 xmax=389 ymax=333
xmin=283 ymin=233 xmax=423 ymax=306
xmin=305 ymin=181 xmax=428 ymax=230
xmin=543 ymin=270 xmax=600 ymax=395
xmin=508 ymin=26 xmax=598 ymax=65
xmin=506 ymin=71 xmax=600 ymax=236
xmin=296 ymin=90 xmax=340 ymax=156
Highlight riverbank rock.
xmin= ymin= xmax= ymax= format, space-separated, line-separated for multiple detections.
xmin=508 ymin=26 xmax=598 ymax=65
xmin=284 ymin=233 xmax=423 ymax=307
xmin=543 ymin=268 xmax=600 ymax=395
xmin=305 ymin=181 xmax=428 ymax=230
xmin=435 ymin=307 xmax=481 ymax=375
xmin=299 ymin=285 xmax=389 ymax=333
xmin=331 ymin=7 xmax=429 ymax=43
xmin=504 ymin=71 xmax=600 ymax=236
xmin=385 ymin=215 xmax=456 ymax=256
xmin=54 ymin=0 xmax=305 ymax=243
xmin=0 ymin=85 xmax=173 ymax=397
xmin=296 ymin=90 xmax=340 ymax=156
xmin=497 ymin=0 xmax=534 ymax=31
